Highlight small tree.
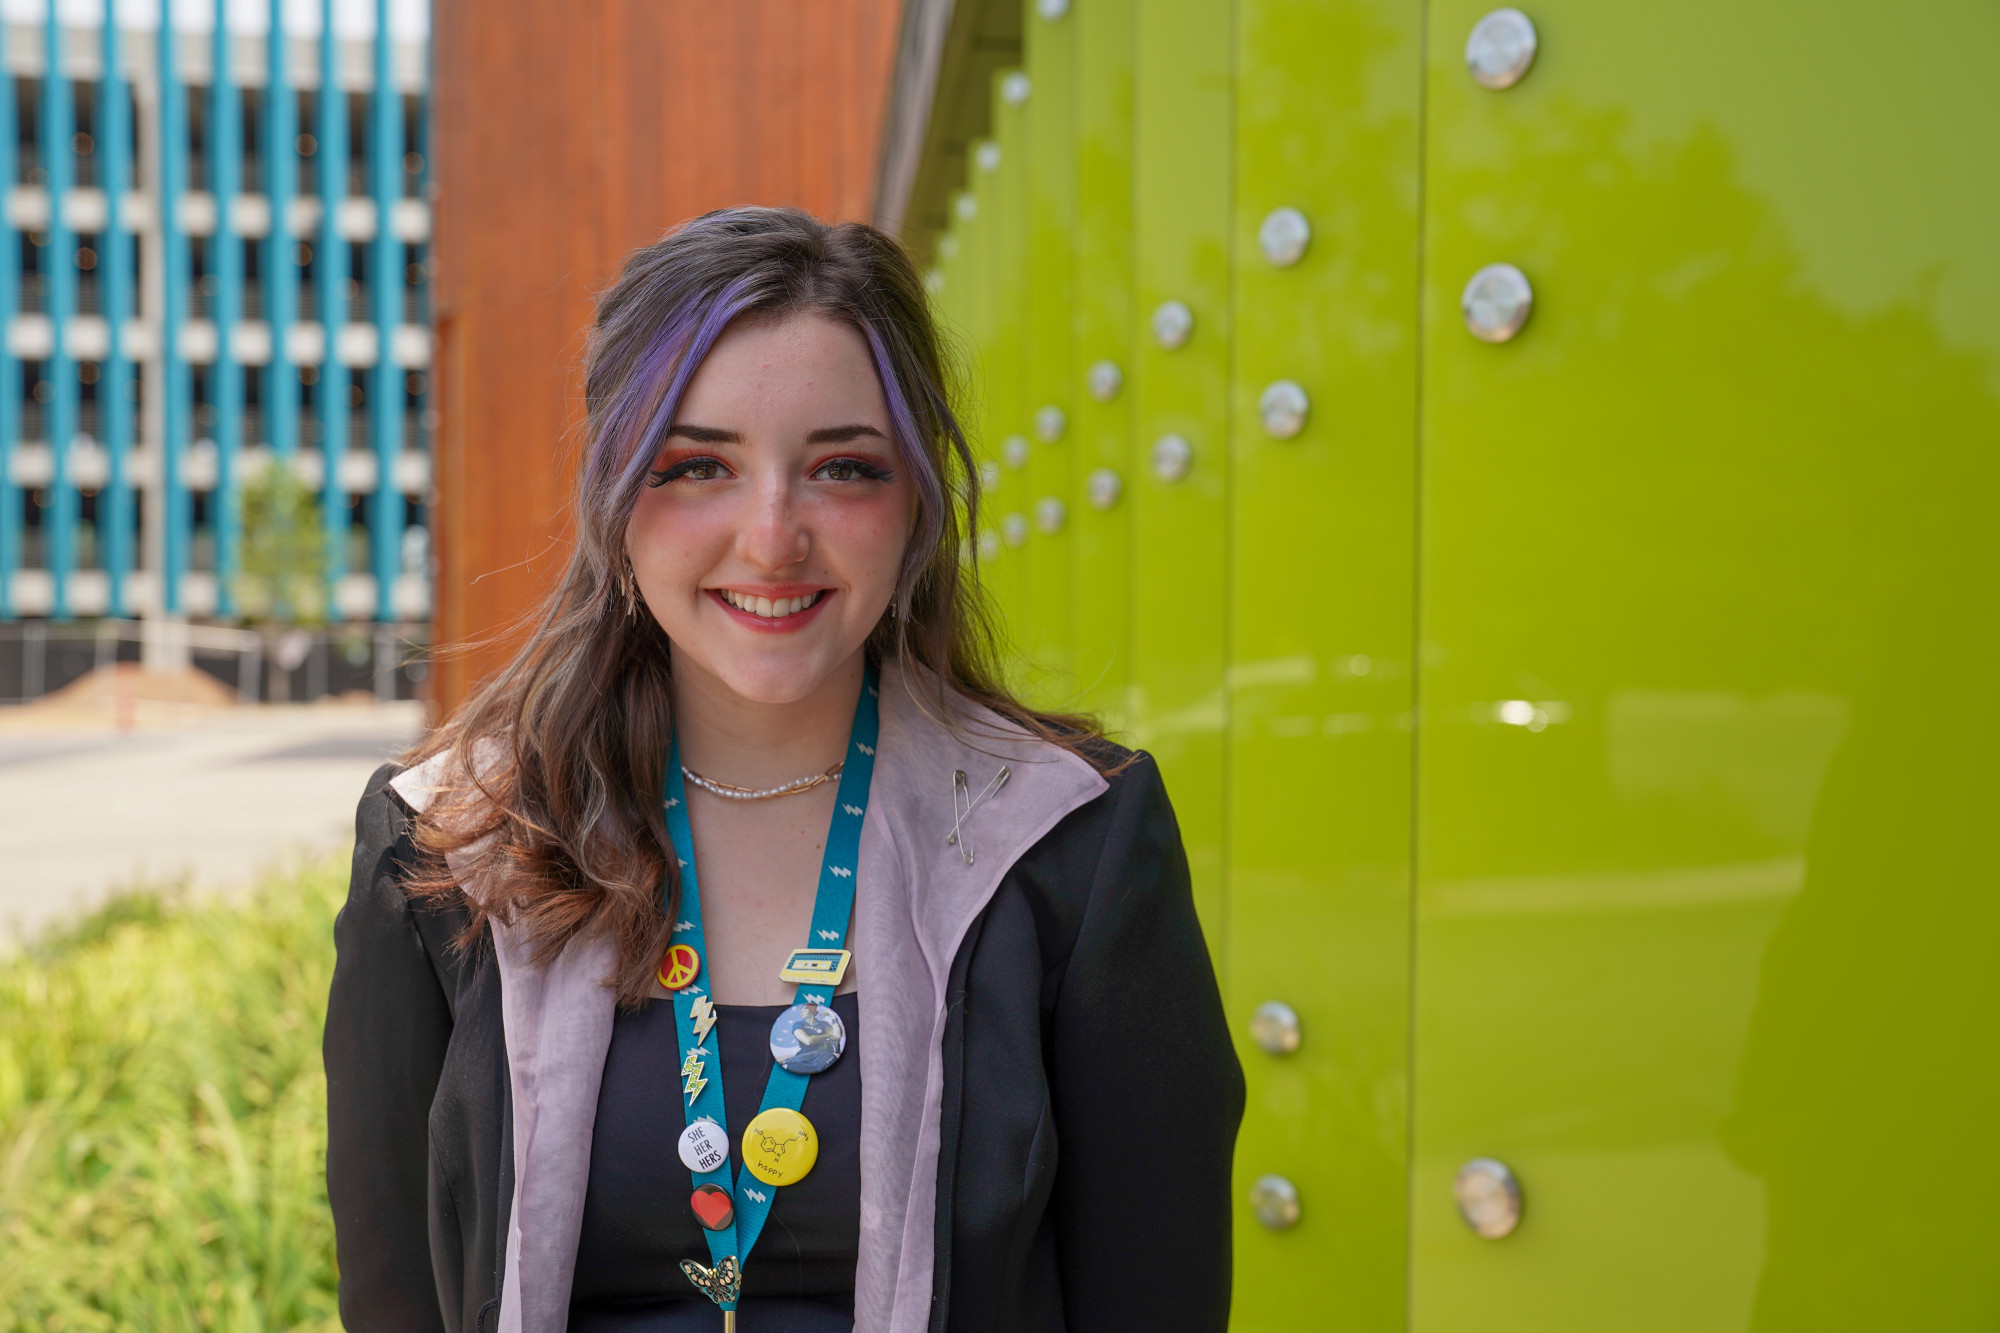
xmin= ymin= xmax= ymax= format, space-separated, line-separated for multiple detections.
xmin=235 ymin=463 xmax=327 ymax=626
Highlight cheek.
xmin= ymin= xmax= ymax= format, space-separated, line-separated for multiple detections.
xmin=814 ymin=486 xmax=915 ymax=584
xmin=627 ymin=489 xmax=731 ymax=581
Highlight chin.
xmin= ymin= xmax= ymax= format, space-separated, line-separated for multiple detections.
xmin=708 ymin=653 xmax=848 ymax=707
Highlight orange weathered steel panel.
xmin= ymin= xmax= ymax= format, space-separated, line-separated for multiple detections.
xmin=428 ymin=0 xmax=899 ymax=714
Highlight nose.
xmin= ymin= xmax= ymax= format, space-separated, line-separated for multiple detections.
xmin=736 ymin=470 xmax=810 ymax=571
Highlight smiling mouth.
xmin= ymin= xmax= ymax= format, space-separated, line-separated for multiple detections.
xmin=717 ymin=589 xmax=827 ymax=619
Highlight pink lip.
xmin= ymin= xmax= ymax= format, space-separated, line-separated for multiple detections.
xmin=707 ymin=588 xmax=836 ymax=634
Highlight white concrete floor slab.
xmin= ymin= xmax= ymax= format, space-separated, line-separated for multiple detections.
xmin=0 ymin=698 xmax=424 ymax=945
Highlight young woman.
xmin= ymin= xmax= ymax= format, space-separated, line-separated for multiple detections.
xmin=324 ymin=207 xmax=1242 ymax=1333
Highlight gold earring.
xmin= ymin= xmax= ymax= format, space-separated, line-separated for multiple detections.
xmin=618 ymin=562 xmax=639 ymax=619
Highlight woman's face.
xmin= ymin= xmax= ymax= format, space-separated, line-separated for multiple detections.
xmin=627 ymin=312 xmax=914 ymax=706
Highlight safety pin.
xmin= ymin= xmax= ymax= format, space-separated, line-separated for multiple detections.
xmin=946 ymin=765 xmax=1011 ymax=865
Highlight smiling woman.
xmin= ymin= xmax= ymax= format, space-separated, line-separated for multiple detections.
xmin=322 ymin=208 xmax=1242 ymax=1333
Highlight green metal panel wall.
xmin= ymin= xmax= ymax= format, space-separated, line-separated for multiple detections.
xmin=917 ymin=0 xmax=2000 ymax=1326
xmin=1068 ymin=0 xmax=1136 ymax=725
xmin=1023 ymin=14 xmax=1076 ymax=696
xmin=1225 ymin=0 xmax=1424 ymax=1323
xmin=1127 ymin=0 xmax=1235 ymax=945
xmin=1412 ymin=1 xmax=2000 ymax=1328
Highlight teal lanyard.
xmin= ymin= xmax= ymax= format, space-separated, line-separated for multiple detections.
xmin=663 ymin=668 xmax=879 ymax=1313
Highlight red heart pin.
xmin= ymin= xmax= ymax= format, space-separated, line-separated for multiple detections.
xmin=690 ymin=1183 xmax=734 ymax=1232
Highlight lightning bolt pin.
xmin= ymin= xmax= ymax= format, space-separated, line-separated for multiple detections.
xmin=690 ymin=996 xmax=717 ymax=1043
xmin=681 ymin=1049 xmax=709 ymax=1105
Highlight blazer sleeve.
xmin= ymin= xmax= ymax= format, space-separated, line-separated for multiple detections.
xmin=324 ymin=762 xmax=456 ymax=1333
xmin=1046 ymin=755 xmax=1246 ymax=1330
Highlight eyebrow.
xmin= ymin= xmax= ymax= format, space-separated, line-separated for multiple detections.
xmin=664 ymin=422 xmax=889 ymax=446
xmin=666 ymin=423 xmax=740 ymax=444
xmin=807 ymin=423 xmax=890 ymax=444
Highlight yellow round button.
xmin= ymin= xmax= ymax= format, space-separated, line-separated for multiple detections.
xmin=742 ymin=1107 xmax=818 ymax=1187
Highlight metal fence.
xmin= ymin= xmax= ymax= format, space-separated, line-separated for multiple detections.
xmin=0 ymin=616 xmax=428 ymax=705
xmin=0 ymin=0 xmax=432 ymax=627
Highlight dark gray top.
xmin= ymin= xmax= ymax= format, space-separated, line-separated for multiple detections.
xmin=568 ymin=992 xmax=861 ymax=1332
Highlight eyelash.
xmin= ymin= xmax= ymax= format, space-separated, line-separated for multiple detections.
xmin=646 ymin=455 xmax=725 ymax=487
xmin=814 ymin=456 xmax=896 ymax=483
xmin=645 ymin=455 xmax=895 ymax=487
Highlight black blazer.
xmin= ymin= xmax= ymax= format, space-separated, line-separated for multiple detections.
xmin=324 ymin=753 xmax=1244 ymax=1331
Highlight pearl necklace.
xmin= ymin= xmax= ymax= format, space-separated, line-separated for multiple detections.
xmin=681 ymin=761 xmax=845 ymax=801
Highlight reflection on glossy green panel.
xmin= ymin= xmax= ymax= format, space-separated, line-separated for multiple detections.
xmin=1415 ymin=2 xmax=2000 ymax=1329
xmin=1224 ymin=0 xmax=1421 ymax=1324
xmin=1130 ymin=0 xmax=1233 ymax=947
xmin=1068 ymin=0 xmax=1135 ymax=729
xmin=1019 ymin=6 xmax=1076 ymax=706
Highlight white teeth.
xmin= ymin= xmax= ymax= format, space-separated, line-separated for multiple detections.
xmin=723 ymin=590 xmax=822 ymax=618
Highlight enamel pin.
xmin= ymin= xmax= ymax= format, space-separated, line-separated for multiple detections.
xmin=777 ymin=947 xmax=852 ymax=987
xmin=689 ymin=995 xmax=718 ymax=1042
xmin=680 ymin=1049 xmax=709 ymax=1106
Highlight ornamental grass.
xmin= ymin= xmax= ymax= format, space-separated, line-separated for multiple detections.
xmin=0 ymin=859 xmax=345 ymax=1331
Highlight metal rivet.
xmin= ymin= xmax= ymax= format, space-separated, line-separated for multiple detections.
xmin=1001 ymin=513 xmax=1029 ymax=548
xmin=1037 ymin=0 xmax=1070 ymax=18
xmin=975 ymin=141 xmax=1001 ymax=174
xmin=1258 ymin=207 xmax=1312 ymax=267
xmin=1001 ymin=72 xmax=1032 ymax=106
xmin=1002 ymin=434 xmax=1030 ymax=469
xmin=1151 ymin=300 xmax=1194 ymax=350
xmin=1085 ymin=359 xmax=1123 ymax=403
xmin=977 ymin=529 xmax=1000 ymax=561
xmin=1454 ymin=1158 xmax=1523 ymax=1239
xmin=938 ymin=235 xmax=959 ymax=261
xmin=1461 ymin=263 xmax=1532 ymax=343
xmin=1249 ymin=1000 xmax=1302 ymax=1055
xmin=1033 ymin=405 xmax=1066 ymax=443
xmin=1086 ymin=467 xmax=1122 ymax=510
xmin=1465 ymin=9 xmax=1538 ymax=90
xmin=1151 ymin=433 xmax=1193 ymax=483
xmin=978 ymin=459 xmax=1001 ymax=490
xmin=1258 ymin=380 xmax=1309 ymax=439
xmin=1034 ymin=496 xmax=1066 ymax=534
xmin=1249 ymin=1175 xmax=1301 ymax=1231
xmin=954 ymin=192 xmax=977 ymax=221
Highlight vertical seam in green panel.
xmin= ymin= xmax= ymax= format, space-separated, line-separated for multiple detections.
xmin=1405 ymin=2 xmax=1434 ymax=1327
xmin=1216 ymin=0 xmax=1239 ymax=993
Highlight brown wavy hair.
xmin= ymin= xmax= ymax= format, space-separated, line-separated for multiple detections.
xmin=405 ymin=207 xmax=1107 ymax=1007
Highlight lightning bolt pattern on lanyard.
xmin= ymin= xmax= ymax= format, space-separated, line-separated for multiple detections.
xmin=662 ymin=668 xmax=879 ymax=1314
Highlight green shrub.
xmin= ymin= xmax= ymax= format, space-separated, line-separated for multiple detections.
xmin=0 ymin=860 xmax=346 ymax=1331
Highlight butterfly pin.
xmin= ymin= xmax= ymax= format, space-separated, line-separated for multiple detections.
xmin=680 ymin=1254 xmax=742 ymax=1308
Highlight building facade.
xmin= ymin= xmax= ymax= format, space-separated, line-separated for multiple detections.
xmin=0 ymin=0 xmax=429 ymax=634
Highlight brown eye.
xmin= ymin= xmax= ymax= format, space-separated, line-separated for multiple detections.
xmin=814 ymin=457 xmax=892 ymax=483
xmin=649 ymin=455 xmax=731 ymax=487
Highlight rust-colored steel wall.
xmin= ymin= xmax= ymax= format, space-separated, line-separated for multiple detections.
xmin=428 ymin=0 xmax=900 ymax=714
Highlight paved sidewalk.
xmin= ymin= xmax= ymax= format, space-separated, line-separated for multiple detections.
xmin=0 ymin=696 xmax=424 ymax=945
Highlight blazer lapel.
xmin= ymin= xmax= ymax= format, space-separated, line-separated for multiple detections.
xmin=391 ymin=758 xmax=620 ymax=1333
xmin=853 ymin=666 xmax=1108 ymax=1332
